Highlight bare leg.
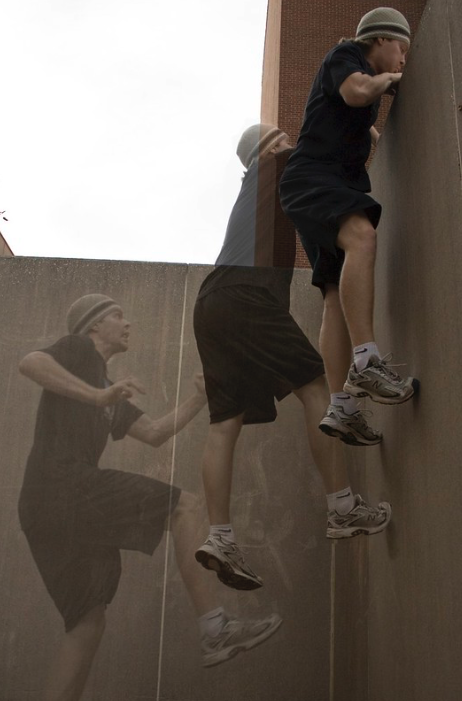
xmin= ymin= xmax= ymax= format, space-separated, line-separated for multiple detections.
xmin=319 ymin=284 xmax=352 ymax=393
xmin=44 ymin=604 xmax=106 ymax=701
xmin=293 ymin=376 xmax=349 ymax=494
xmin=336 ymin=211 xmax=377 ymax=347
xmin=170 ymin=491 xmax=221 ymax=615
xmin=196 ymin=414 xmax=263 ymax=591
xmin=201 ymin=415 xmax=244 ymax=525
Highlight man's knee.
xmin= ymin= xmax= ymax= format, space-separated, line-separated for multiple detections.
xmin=337 ymin=214 xmax=377 ymax=255
xmin=208 ymin=415 xmax=243 ymax=441
xmin=323 ymin=284 xmax=341 ymax=309
xmin=176 ymin=490 xmax=200 ymax=516
xmin=70 ymin=605 xmax=106 ymax=643
xmin=172 ymin=491 xmax=205 ymax=530
xmin=294 ymin=375 xmax=329 ymax=405
xmin=171 ymin=491 xmax=204 ymax=534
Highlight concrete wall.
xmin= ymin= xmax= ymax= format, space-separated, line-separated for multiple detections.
xmin=259 ymin=0 xmax=462 ymax=698
xmin=362 ymin=1 xmax=462 ymax=699
xmin=0 ymin=257 xmax=341 ymax=701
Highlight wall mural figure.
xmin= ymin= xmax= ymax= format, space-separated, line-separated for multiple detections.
xmin=17 ymin=293 xmax=282 ymax=701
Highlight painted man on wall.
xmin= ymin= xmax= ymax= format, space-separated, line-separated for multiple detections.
xmin=18 ymin=293 xmax=282 ymax=701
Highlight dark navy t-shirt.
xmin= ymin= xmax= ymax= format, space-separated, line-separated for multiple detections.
xmin=284 ymin=41 xmax=380 ymax=188
xmin=19 ymin=335 xmax=144 ymax=530
xmin=197 ymin=149 xmax=296 ymax=310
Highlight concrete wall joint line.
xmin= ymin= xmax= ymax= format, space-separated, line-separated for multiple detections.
xmin=156 ymin=268 xmax=190 ymax=701
xmin=329 ymin=541 xmax=336 ymax=701
xmin=447 ymin=0 xmax=462 ymax=193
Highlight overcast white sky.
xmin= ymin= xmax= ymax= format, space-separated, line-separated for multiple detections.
xmin=0 ymin=0 xmax=269 ymax=264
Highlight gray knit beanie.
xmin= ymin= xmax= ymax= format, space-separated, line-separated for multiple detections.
xmin=236 ymin=124 xmax=286 ymax=169
xmin=67 ymin=294 xmax=120 ymax=335
xmin=356 ymin=7 xmax=411 ymax=47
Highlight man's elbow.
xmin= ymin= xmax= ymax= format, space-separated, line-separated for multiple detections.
xmin=148 ymin=427 xmax=171 ymax=448
xmin=19 ymin=352 xmax=37 ymax=376
xmin=149 ymin=434 xmax=164 ymax=448
xmin=341 ymin=89 xmax=371 ymax=108
xmin=19 ymin=351 xmax=47 ymax=378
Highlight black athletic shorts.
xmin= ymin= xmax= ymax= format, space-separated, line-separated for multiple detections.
xmin=194 ymin=285 xmax=324 ymax=424
xmin=21 ymin=469 xmax=181 ymax=631
xmin=279 ymin=172 xmax=382 ymax=289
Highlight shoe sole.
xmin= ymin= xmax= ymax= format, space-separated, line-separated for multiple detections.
xmin=195 ymin=550 xmax=263 ymax=591
xmin=203 ymin=616 xmax=283 ymax=667
xmin=343 ymin=381 xmax=415 ymax=405
xmin=326 ymin=504 xmax=392 ymax=539
xmin=319 ymin=422 xmax=382 ymax=446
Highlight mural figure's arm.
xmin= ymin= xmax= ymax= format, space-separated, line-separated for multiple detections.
xmin=19 ymin=350 xmax=145 ymax=406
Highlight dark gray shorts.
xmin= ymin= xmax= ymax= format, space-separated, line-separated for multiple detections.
xmin=194 ymin=285 xmax=324 ymax=425
xmin=280 ymin=173 xmax=382 ymax=288
xmin=22 ymin=469 xmax=181 ymax=631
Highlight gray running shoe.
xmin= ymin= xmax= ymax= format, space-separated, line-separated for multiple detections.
xmin=202 ymin=613 xmax=282 ymax=667
xmin=195 ymin=535 xmax=263 ymax=590
xmin=327 ymin=494 xmax=392 ymax=539
xmin=319 ymin=404 xmax=382 ymax=446
xmin=344 ymin=353 xmax=415 ymax=404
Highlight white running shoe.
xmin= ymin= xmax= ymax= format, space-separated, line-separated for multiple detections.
xmin=327 ymin=495 xmax=392 ymax=539
xmin=319 ymin=404 xmax=382 ymax=446
xmin=344 ymin=353 xmax=415 ymax=404
xmin=195 ymin=534 xmax=263 ymax=590
xmin=201 ymin=613 xmax=282 ymax=667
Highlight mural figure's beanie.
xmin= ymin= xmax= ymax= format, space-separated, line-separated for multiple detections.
xmin=67 ymin=294 xmax=119 ymax=335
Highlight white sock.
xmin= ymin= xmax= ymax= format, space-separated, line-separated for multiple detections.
xmin=199 ymin=607 xmax=227 ymax=638
xmin=327 ymin=487 xmax=355 ymax=515
xmin=353 ymin=342 xmax=380 ymax=372
xmin=210 ymin=524 xmax=235 ymax=544
xmin=330 ymin=392 xmax=358 ymax=415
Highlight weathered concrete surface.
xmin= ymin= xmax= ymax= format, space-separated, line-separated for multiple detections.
xmin=364 ymin=1 xmax=462 ymax=699
xmin=0 ymin=257 xmax=339 ymax=700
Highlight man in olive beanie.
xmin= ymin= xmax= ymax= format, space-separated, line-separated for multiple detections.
xmin=194 ymin=123 xmax=392 ymax=593
xmin=280 ymin=7 xmax=416 ymax=445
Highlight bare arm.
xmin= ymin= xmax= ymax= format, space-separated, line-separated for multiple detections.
xmin=19 ymin=351 xmax=146 ymax=407
xmin=339 ymin=71 xmax=402 ymax=107
xmin=127 ymin=373 xmax=207 ymax=447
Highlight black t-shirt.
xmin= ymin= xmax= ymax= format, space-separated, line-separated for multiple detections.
xmin=19 ymin=335 xmax=144 ymax=529
xmin=283 ymin=41 xmax=380 ymax=189
xmin=197 ymin=149 xmax=296 ymax=309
